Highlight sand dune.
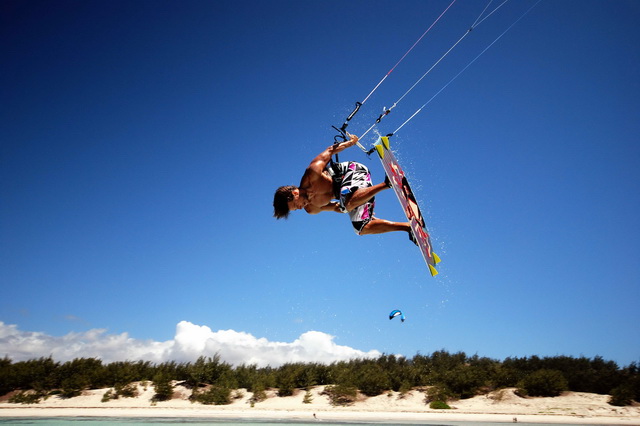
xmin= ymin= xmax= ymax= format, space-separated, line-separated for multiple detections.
xmin=1 ymin=383 xmax=639 ymax=424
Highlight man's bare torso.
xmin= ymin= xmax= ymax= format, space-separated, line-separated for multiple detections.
xmin=299 ymin=168 xmax=334 ymax=207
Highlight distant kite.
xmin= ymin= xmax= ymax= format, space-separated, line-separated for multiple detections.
xmin=389 ymin=309 xmax=405 ymax=322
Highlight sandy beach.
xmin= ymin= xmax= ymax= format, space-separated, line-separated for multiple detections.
xmin=1 ymin=383 xmax=639 ymax=424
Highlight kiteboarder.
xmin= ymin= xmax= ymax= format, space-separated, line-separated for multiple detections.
xmin=273 ymin=133 xmax=416 ymax=243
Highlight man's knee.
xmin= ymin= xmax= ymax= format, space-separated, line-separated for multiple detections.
xmin=353 ymin=220 xmax=368 ymax=235
xmin=345 ymin=190 xmax=372 ymax=212
xmin=342 ymin=191 xmax=356 ymax=212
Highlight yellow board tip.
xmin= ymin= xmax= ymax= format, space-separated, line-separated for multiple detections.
xmin=375 ymin=144 xmax=384 ymax=158
xmin=428 ymin=264 xmax=439 ymax=277
xmin=381 ymin=136 xmax=390 ymax=150
xmin=433 ymin=252 xmax=441 ymax=264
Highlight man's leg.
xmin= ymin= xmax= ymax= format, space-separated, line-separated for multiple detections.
xmin=345 ymin=182 xmax=389 ymax=212
xmin=349 ymin=192 xmax=417 ymax=244
xmin=359 ymin=218 xmax=410 ymax=235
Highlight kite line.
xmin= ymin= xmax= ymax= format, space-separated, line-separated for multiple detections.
xmin=332 ymin=0 xmax=458 ymax=152
xmin=389 ymin=0 xmax=543 ymax=137
xmin=357 ymin=0 xmax=515 ymax=144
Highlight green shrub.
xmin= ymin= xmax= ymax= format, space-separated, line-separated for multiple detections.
xmin=303 ymin=389 xmax=313 ymax=404
xmin=152 ymin=373 xmax=174 ymax=402
xmin=59 ymin=375 xmax=88 ymax=398
xmin=517 ymin=369 xmax=567 ymax=397
xmin=275 ymin=365 xmax=297 ymax=397
xmin=114 ymin=383 xmax=138 ymax=398
xmin=193 ymin=385 xmax=231 ymax=405
xmin=0 ymin=352 xmax=637 ymax=406
xmin=443 ymin=364 xmax=487 ymax=399
xmin=59 ymin=386 xmax=82 ymax=399
xmin=424 ymin=384 xmax=453 ymax=403
xmin=185 ymin=355 xmax=233 ymax=389
xmin=101 ymin=383 xmax=138 ymax=401
xmin=9 ymin=391 xmax=44 ymax=404
xmin=249 ymin=383 xmax=267 ymax=404
xmin=355 ymin=364 xmax=390 ymax=397
xmin=609 ymin=384 xmax=634 ymax=406
xmin=398 ymin=381 xmax=412 ymax=399
xmin=625 ymin=375 xmax=640 ymax=402
xmin=323 ymin=384 xmax=358 ymax=406
xmin=429 ymin=400 xmax=451 ymax=409
xmin=277 ymin=385 xmax=294 ymax=397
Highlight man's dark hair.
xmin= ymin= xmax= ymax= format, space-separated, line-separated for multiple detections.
xmin=273 ymin=185 xmax=296 ymax=219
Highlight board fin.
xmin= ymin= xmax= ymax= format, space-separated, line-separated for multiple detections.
xmin=428 ymin=264 xmax=439 ymax=277
xmin=381 ymin=135 xmax=390 ymax=150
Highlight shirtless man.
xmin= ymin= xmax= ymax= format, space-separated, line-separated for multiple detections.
xmin=273 ymin=133 xmax=415 ymax=240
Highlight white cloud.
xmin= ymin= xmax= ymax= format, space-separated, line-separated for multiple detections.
xmin=0 ymin=321 xmax=381 ymax=367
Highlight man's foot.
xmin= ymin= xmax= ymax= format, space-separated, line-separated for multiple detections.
xmin=384 ymin=174 xmax=392 ymax=188
xmin=408 ymin=229 xmax=418 ymax=246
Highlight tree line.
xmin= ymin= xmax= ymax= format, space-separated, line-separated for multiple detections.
xmin=1 ymin=351 xmax=638 ymax=407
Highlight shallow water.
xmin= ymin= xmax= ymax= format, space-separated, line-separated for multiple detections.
xmin=0 ymin=417 xmax=625 ymax=426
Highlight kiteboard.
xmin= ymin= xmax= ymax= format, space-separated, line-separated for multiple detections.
xmin=374 ymin=136 xmax=441 ymax=276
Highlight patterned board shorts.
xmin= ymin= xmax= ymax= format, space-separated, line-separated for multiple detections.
xmin=330 ymin=162 xmax=375 ymax=234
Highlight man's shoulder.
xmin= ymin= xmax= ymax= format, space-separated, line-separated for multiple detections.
xmin=301 ymin=164 xmax=323 ymax=182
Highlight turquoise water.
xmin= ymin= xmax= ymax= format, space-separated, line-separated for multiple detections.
xmin=0 ymin=418 xmax=625 ymax=426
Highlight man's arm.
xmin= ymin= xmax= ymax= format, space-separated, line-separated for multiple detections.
xmin=307 ymin=133 xmax=359 ymax=173
xmin=305 ymin=201 xmax=342 ymax=215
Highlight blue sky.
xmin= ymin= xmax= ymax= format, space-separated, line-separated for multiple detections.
xmin=1 ymin=0 xmax=639 ymax=367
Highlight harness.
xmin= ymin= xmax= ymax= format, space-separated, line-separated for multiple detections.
xmin=325 ymin=161 xmax=344 ymax=200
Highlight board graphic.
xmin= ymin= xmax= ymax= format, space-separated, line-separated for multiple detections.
xmin=374 ymin=136 xmax=441 ymax=276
